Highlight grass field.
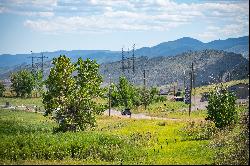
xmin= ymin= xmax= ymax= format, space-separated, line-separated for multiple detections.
xmin=0 ymin=97 xmax=43 ymax=107
xmin=0 ymin=108 xmax=215 ymax=165
xmin=0 ymin=79 xmax=248 ymax=164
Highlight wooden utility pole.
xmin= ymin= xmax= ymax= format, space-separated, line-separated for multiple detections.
xmin=189 ymin=62 xmax=194 ymax=116
xmin=173 ymin=82 xmax=175 ymax=96
xmin=108 ymin=75 xmax=112 ymax=116
xmin=193 ymin=71 xmax=196 ymax=107
xmin=183 ymin=71 xmax=186 ymax=93
xmin=143 ymin=69 xmax=146 ymax=110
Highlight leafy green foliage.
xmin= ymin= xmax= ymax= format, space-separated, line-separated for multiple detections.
xmin=210 ymin=109 xmax=249 ymax=165
xmin=206 ymin=85 xmax=237 ymax=128
xmin=141 ymin=87 xmax=159 ymax=109
xmin=0 ymin=81 xmax=5 ymax=97
xmin=43 ymin=55 xmax=106 ymax=132
xmin=10 ymin=70 xmax=35 ymax=98
xmin=111 ymin=76 xmax=140 ymax=108
xmin=110 ymin=76 xmax=162 ymax=110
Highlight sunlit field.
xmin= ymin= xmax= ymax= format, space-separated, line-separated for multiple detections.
xmin=0 ymin=108 xmax=215 ymax=165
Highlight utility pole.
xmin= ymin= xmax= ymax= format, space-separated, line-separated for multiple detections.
xmin=183 ymin=70 xmax=186 ymax=93
xmin=173 ymin=82 xmax=175 ymax=96
xmin=193 ymin=71 xmax=196 ymax=108
xmin=189 ymin=62 xmax=194 ymax=116
xmin=108 ymin=75 xmax=112 ymax=116
xmin=132 ymin=44 xmax=135 ymax=73
xmin=143 ymin=69 xmax=147 ymax=110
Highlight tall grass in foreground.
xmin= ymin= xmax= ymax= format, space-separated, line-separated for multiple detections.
xmin=0 ymin=109 xmax=215 ymax=165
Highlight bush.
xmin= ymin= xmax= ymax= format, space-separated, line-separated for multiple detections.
xmin=181 ymin=120 xmax=217 ymax=141
xmin=206 ymin=85 xmax=237 ymax=128
xmin=210 ymin=109 xmax=249 ymax=165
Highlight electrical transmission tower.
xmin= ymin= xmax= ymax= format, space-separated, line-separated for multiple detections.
xmin=36 ymin=52 xmax=48 ymax=78
xmin=27 ymin=51 xmax=37 ymax=75
xmin=121 ymin=44 xmax=136 ymax=82
xmin=27 ymin=51 xmax=48 ymax=79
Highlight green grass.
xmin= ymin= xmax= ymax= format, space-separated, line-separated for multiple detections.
xmin=0 ymin=109 xmax=215 ymax=165
xmin=0 ymin=97 xmax=43 ymax=107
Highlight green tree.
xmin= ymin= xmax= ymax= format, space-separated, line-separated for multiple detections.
xmin=141 ymin=87 xmax=158 ymax=109
xmin=111 ymin=76 xmax=140 ymax=108
xmin=43 ymin=55 xmax=106 ymax=132
xmin=0 ymin=81 xmax=5 ymax=97
xmin=206 ymin=85 xmax=237 ymax=128
xmin=10 ymin=70 xmax=35 ymax=97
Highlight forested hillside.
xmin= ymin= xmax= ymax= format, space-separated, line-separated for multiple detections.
xmin=100 ymin=49 xmax=249 ymax=87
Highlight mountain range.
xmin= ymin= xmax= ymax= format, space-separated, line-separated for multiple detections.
xmin=0 ymin=36 xmax=248 ymax=70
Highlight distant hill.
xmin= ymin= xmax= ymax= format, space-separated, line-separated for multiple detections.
xmin=100 ymin=49 xmax=249 ymax=87
xmin=135 ymin=36 xmax=249 ymax=59
xmin=0 ymin=36 xmax=248 ymax=70
xmin=0 ymin=50 xmax=121 ymax=68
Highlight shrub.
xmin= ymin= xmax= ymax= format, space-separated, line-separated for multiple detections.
xmin=206 ymin=85 xmax=237 ymax=128
xmin=210 ymin=109 xmax=249 ymax=165
xmin=181 ymin=120 xmax=217 ymax=141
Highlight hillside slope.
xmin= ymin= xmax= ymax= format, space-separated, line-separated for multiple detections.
xmin=100 ymin=49 xmax=249 ymax=87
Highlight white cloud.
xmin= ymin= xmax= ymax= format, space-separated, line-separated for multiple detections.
xmin=197 ymin=23 xmax=249 ymax=42
xmin=1 ymin=0 xmax=248 ymax=36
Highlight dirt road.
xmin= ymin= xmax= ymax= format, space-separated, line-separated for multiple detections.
xmin=103 ymin=109 xmax=180 ymax=121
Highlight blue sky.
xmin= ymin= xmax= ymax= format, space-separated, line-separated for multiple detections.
xmin=0 ymin=0 xmax=249 ymax=54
